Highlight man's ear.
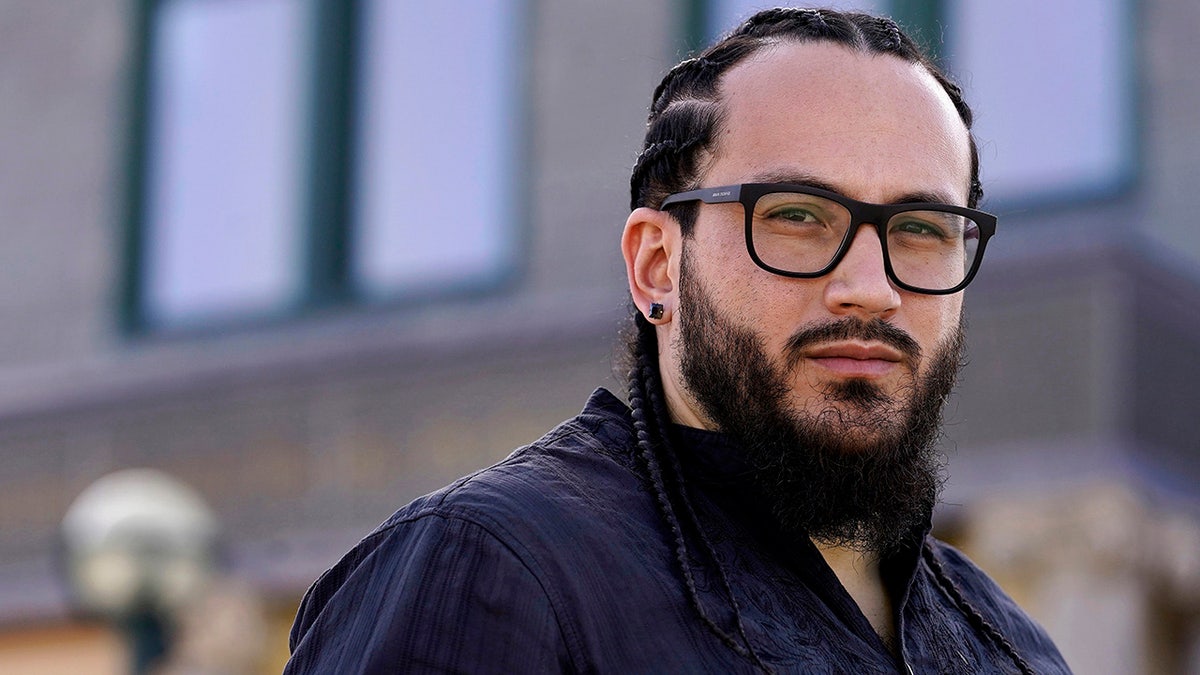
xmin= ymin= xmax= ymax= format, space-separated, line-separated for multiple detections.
xmin=621 ymin=206 xmax=680 ymax=323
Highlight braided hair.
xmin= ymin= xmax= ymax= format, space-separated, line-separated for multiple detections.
xmin=624 ymin=7 xmax=1029 ymax=673
xmin=627 ymin=313 xmax=769 ymax=670
xmin=923 ymin=546 xmax=1037 ymax=674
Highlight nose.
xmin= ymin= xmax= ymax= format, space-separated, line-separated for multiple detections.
xmin=822 ymin=224 xmax=901 ymax=319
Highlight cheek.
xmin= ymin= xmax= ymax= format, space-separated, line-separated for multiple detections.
xmin=699 ymin=225 xmax=747 ymax=269
xmin=911 ymin=296 xmax=963 ymax=362
xmin=688 ymin=229 xmax=757 ymax=297
xmin=698 ymin=250 xmax=802 ymax=323
xmin=693 ymin=218 xmax=786 ymax=287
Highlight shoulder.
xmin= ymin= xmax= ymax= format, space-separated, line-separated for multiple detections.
xmin=387 ymin=387 xmax=640 ymax=542
xmin=286 ymin=509 xmax=571 ymax=673
xmin=924 ymin=538 xmax=1072 ymax=673
xmin=287 ymin=389 xmax=646 ymax=671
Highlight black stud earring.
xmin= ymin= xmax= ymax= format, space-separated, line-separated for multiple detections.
xmin=648 ymin=303 xmax=664 ymax=320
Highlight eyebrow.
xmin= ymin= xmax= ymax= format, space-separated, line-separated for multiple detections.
xmin=744 ymin=169 xmax=962 ymax=206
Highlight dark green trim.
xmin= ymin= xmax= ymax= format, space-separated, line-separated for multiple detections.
xmin=889 ymin=0 xmax=946 ymax=64
xmin=464 ymin=0 xmax=533 ymax=307
xmin=680 ymin=0 xmax=707 ymax=57
xmin=119 ymin=0 xmax=157 ymax=334
xmin=302 ymin=0 xmax=360 ymax=307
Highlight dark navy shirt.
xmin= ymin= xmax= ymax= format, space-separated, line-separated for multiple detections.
xmin=286 ymin=389 xmax=1071 ymax=673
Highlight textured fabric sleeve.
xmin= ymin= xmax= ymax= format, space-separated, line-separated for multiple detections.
xmin=285 ymin=513 xmax=572 ymax=674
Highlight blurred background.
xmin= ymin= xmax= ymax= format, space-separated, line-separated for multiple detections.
xmin=1 ymin=0 xmax=1198 ymax=673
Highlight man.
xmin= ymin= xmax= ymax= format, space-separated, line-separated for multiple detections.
xmin=287 ymin=8 xmax=1070 ymax=673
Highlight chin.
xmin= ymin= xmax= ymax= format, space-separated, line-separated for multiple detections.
xmin=800 ymin=393 xmax=915 ymax=454
xmin=816 ymin=423 xmax=898 ymax=455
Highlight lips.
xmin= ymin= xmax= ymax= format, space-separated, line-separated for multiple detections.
xmin=803 ymin=342 xmax=904 ymax=378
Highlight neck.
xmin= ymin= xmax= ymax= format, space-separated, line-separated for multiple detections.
xmin=814 ymin=541 xmax=897 ymax=653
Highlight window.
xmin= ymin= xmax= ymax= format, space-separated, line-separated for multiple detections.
xmin=946 ymin=0 xmax=1135 ymax=204
xmin=137 ymin=0 xmax=309 ymax=329
xmin=126 ymin=0 xmax=525 ymax=332
xmin=352 ymin=1 xmax=522 ymax=299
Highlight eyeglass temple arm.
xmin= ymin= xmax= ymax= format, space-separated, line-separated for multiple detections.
xmin=659 ymin=185 xmax=743 ymax=208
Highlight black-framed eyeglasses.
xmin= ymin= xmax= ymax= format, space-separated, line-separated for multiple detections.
xmin=660 ymin=183 xmax=997 ymax=295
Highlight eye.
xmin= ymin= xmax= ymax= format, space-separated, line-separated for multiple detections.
xmin=891 ymin=218 xmax=947 ymax=238
xmin=752 ymin=192 xmax=845 ymax=233
xmin=766 ymin=206 xmax=823 ymax=224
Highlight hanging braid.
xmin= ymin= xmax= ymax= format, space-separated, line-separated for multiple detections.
xmin=922 ymin=546 xmax=1036 ymax=674
xmin=627 ymin=314 xmax=771 ymax=672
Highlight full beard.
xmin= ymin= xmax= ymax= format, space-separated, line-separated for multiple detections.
xmin=676 ymin=250 xmax=965 ymax=555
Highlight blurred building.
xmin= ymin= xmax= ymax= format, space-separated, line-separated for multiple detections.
xmin=0 ymin=1 xmax=1197 ymax=673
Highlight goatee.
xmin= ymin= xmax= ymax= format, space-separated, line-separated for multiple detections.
xmin=676 ymin=249 xmax=965 ymax=554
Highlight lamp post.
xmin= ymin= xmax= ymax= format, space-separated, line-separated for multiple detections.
xmin=59 ymin=468 xmax=220 ymax=675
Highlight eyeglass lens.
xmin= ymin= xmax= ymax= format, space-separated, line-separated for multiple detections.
xmin=748 ymin=191 xmax=981 ymax=291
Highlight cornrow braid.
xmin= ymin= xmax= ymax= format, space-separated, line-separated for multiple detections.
xmin=648 ymin=59 xmax=704 ymax=119
xmin=740 ymin=6 xmax=849 ymax=39
xmin=627 ymin=315 xmax=770 ymax=671
xmin=648 ymin=44 xmax=753 ymax=121
xmin=922 ymin=544 xmax=1036 ymax=674
xmin=629 ymin=128 xmax=713 ymax=213
xmin=630 ymin=139 xmax=679 ymax=184
xmin=875 ymin=16 xmax=904 ymax=50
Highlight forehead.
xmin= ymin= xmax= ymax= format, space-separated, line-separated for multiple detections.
xmin=707 ymin=41 xmax=972 ymax=204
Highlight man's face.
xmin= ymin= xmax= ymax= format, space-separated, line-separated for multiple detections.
xmin=666 ymin=41 xmax=973 ymax=446
xmin=654 ymin=42 xmax=975 ymax=550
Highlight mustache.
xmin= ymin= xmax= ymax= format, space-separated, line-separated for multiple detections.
xmin=784 ymin=318 xmax=922 ymax=371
